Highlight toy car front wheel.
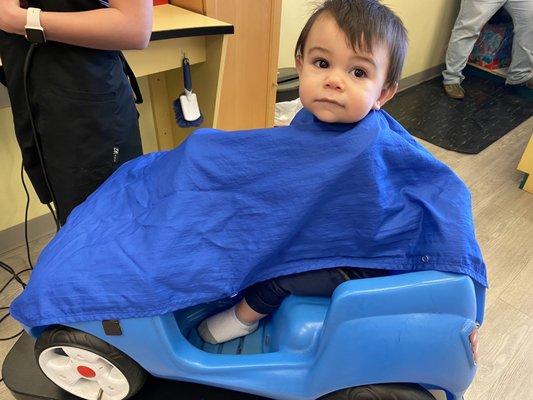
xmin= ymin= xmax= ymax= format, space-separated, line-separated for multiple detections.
xmin=320 ymin=383 xmax=436 ymax=399
xmin=35 ymin=326 xmax=146 ymax=400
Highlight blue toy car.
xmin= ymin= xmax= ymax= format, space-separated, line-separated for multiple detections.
xmin=25 ymin=270 xmax=484 ymax=400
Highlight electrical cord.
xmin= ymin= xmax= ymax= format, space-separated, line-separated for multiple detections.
xmin=0 ymin=159 xmax=58 ymax=346
xmin=0 ymin=46 xmax=62 ymax=347
xmin=0 ymin=179 xmax=34 ymax=369
xmin=0 ymin=194 xmax=32 ymax=384
xmin=0 ymin=168 xmax=59 ymax=345
xmin=0 ymin=261 xmax=27 ymax=289
xmin=23 ymin=43 xmax=61 ymax=230
xmin=0 ymin=260 xmax=28 ymax=343
xmin=0 ymin=33 xmax=64 ymax=387
xmin=0 ymin=163 xmax=58 ymax=343
xmin=0 ymin=153 xmax=45 ymax=384
xmin=21 ymin=163 xmax=34 ymax=269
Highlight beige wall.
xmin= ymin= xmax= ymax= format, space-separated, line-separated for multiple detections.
xmin=278 ymin=0 xmax=315 ymax=68
xmin=386 ymin=0 xmax=460 ymax=78
xmin=278 ymin=0 xmax=461 ymax=79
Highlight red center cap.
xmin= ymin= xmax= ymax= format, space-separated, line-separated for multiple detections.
xmin=77 ymin=366 xmax=96 ymax=378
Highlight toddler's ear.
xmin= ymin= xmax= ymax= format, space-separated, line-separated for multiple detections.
xmin=295 ymin=55 xmax=303 ymax=75
xmin=373 ymin=82 xmax=398 ymax=110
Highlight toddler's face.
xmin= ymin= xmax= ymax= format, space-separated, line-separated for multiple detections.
xmin=296 ymin=13 xmax=396 ymax=124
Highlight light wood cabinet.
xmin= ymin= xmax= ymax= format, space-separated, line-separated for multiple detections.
xmin=171 ymin=0 xmax=282 ymax=130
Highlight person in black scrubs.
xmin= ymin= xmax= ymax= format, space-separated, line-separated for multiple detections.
xmin=0 ymin=0 xmax=153 ymax=225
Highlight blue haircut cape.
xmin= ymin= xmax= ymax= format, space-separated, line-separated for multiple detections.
xmin=11 ymin=109 xmax=487 ymax=328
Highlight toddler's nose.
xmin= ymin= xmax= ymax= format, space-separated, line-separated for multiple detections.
xmin=324 ymin=72 xmax=344 ymax=91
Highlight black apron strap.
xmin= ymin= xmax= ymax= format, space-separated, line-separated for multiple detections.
xmin=119 ymin=52 xmax=143 ymax=104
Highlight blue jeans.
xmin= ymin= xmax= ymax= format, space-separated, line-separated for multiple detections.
xmin=244 ymin=267 xmax=388 ymax=314
xmin=442 ymin=0 xmax=533 ymax=85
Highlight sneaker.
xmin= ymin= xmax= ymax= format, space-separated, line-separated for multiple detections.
xmin=443 ymin=83 xmax=465 ymax=100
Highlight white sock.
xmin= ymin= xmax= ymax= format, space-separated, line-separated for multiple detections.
xmin=197 ymin=305 xmax=259 ymax=344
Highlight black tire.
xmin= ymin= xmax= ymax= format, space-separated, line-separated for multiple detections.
xmin=35 ymin=325 xmax=147 ymax=400
xmin=320 ymin=383 xmax=436 ymax=400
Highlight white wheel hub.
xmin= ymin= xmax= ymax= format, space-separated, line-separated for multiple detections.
xmin=38 ymin=346 xmax=130 ymax=400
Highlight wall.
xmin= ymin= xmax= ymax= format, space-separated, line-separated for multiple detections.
xmin=278 ymin=0 xmax=314 ymax=68
xmin=278 ymin=0 xmax=461 ymax=79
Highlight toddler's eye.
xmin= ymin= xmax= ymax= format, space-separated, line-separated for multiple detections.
xmin=313 ymin=59 xmax=329 ymax=69
xmin=351 ymin=68 xmax=366 ymax=78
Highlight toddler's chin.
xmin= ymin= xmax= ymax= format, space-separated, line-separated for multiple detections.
xmin=312 ymin=109 xmax=342 ymax=123
xmin=312 ymin=110 xmax=358 ymax=124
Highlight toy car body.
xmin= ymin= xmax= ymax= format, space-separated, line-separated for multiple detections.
xmin=25 ymin=270 xmax=485 ymax=400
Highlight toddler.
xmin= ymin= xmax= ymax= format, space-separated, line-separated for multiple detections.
xmin=199 ymin=0 xmax=408 ymax=344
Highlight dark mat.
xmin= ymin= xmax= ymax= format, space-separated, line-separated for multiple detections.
xmin=384 ymin=66 xmax=533 ymax=154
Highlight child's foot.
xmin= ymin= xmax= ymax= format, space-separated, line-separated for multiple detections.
xmin=197 ymin=305 xmax=259 ymax=344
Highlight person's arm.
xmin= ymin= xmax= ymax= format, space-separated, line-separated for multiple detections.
xmin=0 ymin=0 xmax=153 ymax=50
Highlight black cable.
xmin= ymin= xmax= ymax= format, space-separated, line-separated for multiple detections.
xmin=0 ymin=268 xmax=31 ymax=294
xmin=0 ymin=34 xmax=67 ymax=385
xmin=0 ymin=261 xmax=27 ymax=289
xmin=23 ymin=43 xmax=61 ymax=230
xmin=0 ymin=261 xmax=29 ymax=342
xmin=0 ymin=163 xmax=38 ymax=342
xmin=21 ymin=163 xmax=34 ymax=269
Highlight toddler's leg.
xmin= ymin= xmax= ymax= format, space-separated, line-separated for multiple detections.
xmin=198 ymin=267 xmax=387 ymax=344
xmin=198 ymin=268 xmax=349 ymax=344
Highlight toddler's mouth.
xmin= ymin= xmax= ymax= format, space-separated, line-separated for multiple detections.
xmin=316 ymin=98 xmax=344 ymax=107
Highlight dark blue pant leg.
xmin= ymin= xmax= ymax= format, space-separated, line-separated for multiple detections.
xmin=244 ymin=267 xmax=387 ymax=314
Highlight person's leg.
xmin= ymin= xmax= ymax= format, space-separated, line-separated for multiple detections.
xmin=443 ymin=0 xmax=505 ymax=86
xmin=237 ymin=266 xmax=387 ymax=322
xmin=198 ymin=267 xmax=387 ymax=344
xmin=198 ymin=268 xmax=350 ymax=344
xmin=503 ymin=0 xmax=533 ymax=85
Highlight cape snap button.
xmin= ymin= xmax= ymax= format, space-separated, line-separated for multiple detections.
xmin=421 ymin=255 xmax=430 ymax=263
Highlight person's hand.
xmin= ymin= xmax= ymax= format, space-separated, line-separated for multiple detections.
xmin=0 ymin=0 xmax=26 ymax=35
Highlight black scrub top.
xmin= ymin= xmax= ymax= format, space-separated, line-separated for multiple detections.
xmin=0 ymin=0 xmax=143 ymax=224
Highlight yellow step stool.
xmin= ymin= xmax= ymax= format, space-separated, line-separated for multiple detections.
xmin=517 ymin=133 xmax=533 ymax=193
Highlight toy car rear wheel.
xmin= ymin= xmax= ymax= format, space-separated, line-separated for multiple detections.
xmin=35 ymin=325 xmax=147 ymax=400
xmin=320 ymin=383 xmax=436 ymax=399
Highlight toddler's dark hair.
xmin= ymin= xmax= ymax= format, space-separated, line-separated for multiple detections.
xmin=295 ymin=0 xmax=408 ymax=86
